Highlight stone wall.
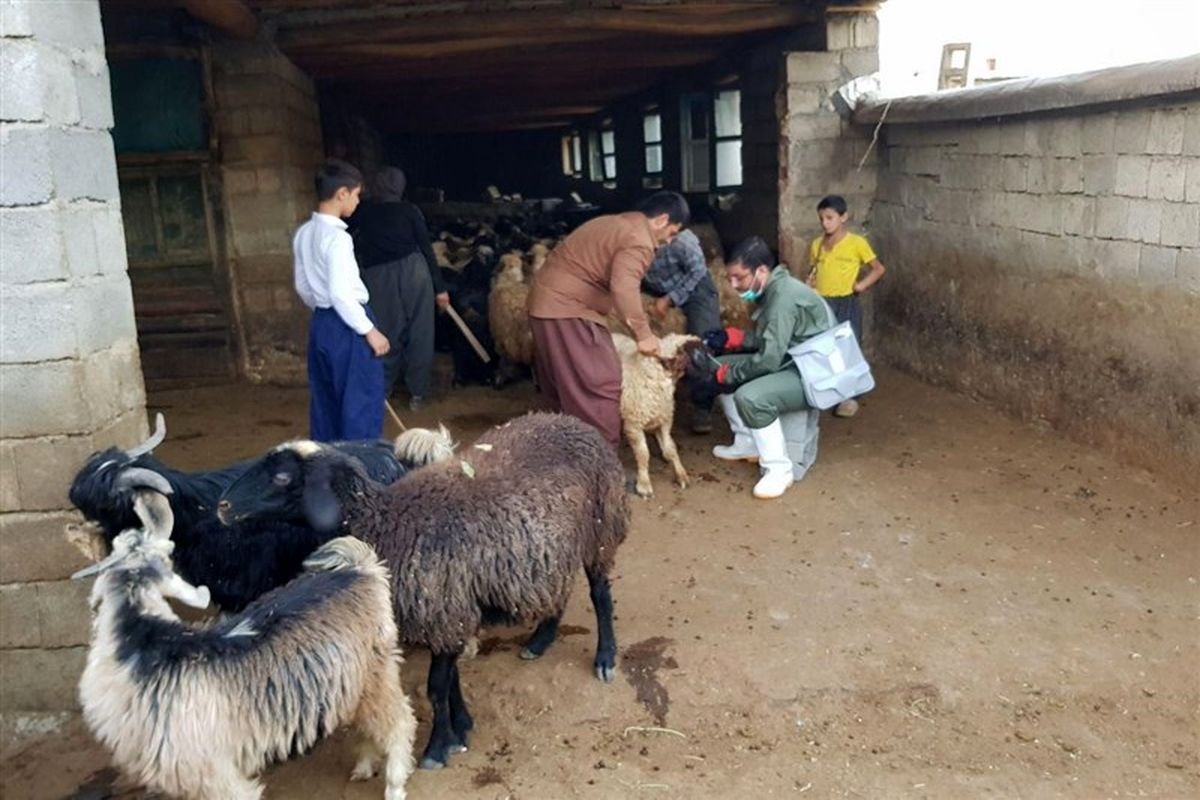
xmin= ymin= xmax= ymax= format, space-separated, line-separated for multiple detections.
xmin=867 ymin=59 xmax=1200 ymax=472
xmin=211 ymin=41 xmax=324 ymax=384
xmin=777 ymin=10 xmax=880 ymax=270
xmin=0 ymin=0 xmax=147 ymax=742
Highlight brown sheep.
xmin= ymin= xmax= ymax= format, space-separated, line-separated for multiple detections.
xmin=487 ymin=252 xmax=535 ymax=387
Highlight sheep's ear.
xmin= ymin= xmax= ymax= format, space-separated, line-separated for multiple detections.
xmin=302 ymin=460 xmax=343 ymax=533
xmin=133 ymin=489 xmax=174 ymax=540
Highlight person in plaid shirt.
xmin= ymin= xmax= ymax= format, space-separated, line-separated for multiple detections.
xmin=643 ymin=227 xmax=721 ymax=433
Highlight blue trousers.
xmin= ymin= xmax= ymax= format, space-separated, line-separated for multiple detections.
xmin=307 ymin=307 xmax=384 ymax=442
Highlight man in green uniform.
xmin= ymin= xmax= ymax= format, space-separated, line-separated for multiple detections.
xmin=690 ymin=237 xmax=836 ymax=499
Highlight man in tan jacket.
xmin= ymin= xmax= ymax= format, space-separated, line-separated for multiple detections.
xmin=528 ymin=191 xmax=690 ymax=450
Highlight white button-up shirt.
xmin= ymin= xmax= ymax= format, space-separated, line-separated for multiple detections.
xmin=292 ymin=212 xmax=373 ymax=335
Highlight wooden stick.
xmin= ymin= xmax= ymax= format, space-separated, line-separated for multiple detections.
xmin=444 ymin=305 xmax=492 ymax=363
xmin=384 ymin=399 xmax=407 ymax=432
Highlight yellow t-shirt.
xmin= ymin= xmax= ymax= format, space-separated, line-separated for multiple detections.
xmin=809 ymin=233 xmax=877 ymax=298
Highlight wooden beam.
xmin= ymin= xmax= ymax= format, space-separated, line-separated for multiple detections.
xmin=182 ymin=0 xmax=258 ymax=40
xmin=275 ymin=4 xmax=816 ymax=49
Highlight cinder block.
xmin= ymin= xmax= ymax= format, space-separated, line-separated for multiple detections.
xmin=74 ymin=62 xmax=113 ymax=131
xmin=1148 ymin=157 xmax=1186 ymax=201
xmin=255 ymin=167 xmax=283 ymax=194
xmin=1146 ymin=108 xmax=1186 ymax=155
xmin=786 ymin=52 xmax=843 ymax=84
xmin=960 ymin=122 xmax=1000 ymax=155
xmin=840 ymin=47 xmax=879 ymax=79
xmin=0 ymin=647 xmax=87 ymax=712
xmin=0 ymin=361 xmax=88 ymax=437
xmin=0 ymin=281 xmax=76 ymax=362
xmin=1113 ymin=155 xmax=1150 ymax=197
xmin=1047 ymin=118 xmax=1082 ymax=157
xmin=1127 ymin=198 xmax=1163 ymax=244
xmin=1185 ymin=159 xmax=1200 ymax=204
xmin=73 ymin=274 xmax=137 ymax=357
xmin=1024 ymin=123 xmax=1052 ymax=157
xmin=1082 ymin=155 xmax=1117 ymax=196
xmin=1113 ymin=112 xmax=1150 ymax=154
xmin=78 ymin=341 xmax=146 ymax=432
xmin=7 ymin=433 xmax=97 ymax=512
xmin=0 ymin=39 xmax=80 ymax=126
xmin=1177 ymin=248 xmax=1199 ymax=294
xmin=1094 ymin=195 xmax=1131 ymax=240
xmin=1090 ymin=238 xmax=1141 ymax=282
xmin=0 ymin=443 xmax=18 ymax=511
xmin=1184 ymin=110 xmax=1200 ymax=156
xmin=26 ymin=0 xmax=104 ymax=51
xmin=1159 ymin=202 xmax=1200 ymax=248
xmin=1026 ymin=158 xmax=1050 ymax=194
xmin=999 ymin=157 xmax=1026 ymax=191
xmin=0 ymin=0 xmax=34 ymax=36
xmin=1138 ymin=244 xmax=1177 ymax=288
xmin=0 ymin=511 xmax=91 ymax=583
xmin=0 ymin=126 xmax=53 ymax=206
xmin=1081 ymin=112 xmax=1116 ymax=154
xmin=35 ymin=579 xmax=92 ymax=648
xmin=785 ymin=87 xmax=827 ymax=115
xmin=902 ymin=146 xmax=942 ymax=178
xmin=852 ymin=14 xmax=879 ymax=48
xmin=91 ymin=207 xmax=128 ymax=277
xmin=1063 ymin=196 xmax=1095 ymax=237
xmin=0 ymin=584 xmax=39 ymax=648
xmin=1050 ymin=158 xmax=1084 ymax=194
xmin=222 ymin=167 xmax=258 ymax=195
xmin=997 ymin=121 xmax=1026 ymax=155
xmin=0 ymin=205 xmax=66 ymax=284
xmin=48 ymin=129 xmax=118 ymax=202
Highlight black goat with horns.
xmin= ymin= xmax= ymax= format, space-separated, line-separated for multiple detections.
xmin=67 ymin=413 xmax=447 ymax=611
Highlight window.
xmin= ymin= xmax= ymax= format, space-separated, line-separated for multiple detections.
xmin=680 ymin=93 xmax=710 ymax=192
xmin=561 ymin=131 xmax=583 ymax=178
xmin=714 ymin=88 xmax=742 ymax=188
xmin=601 ymin=128 xmax=617 ymax=181
xmin=588 ymin=130 xmax=604 ymax=182
xmin=643 ymin=110 xmax=663 ymax=187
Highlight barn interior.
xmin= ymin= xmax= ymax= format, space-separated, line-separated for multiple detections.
xmin=98 ymin=0 xmax=860 ymax=387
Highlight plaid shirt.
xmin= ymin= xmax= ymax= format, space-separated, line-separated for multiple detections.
xmin=642 ymin=229 xmax=708 ymax=307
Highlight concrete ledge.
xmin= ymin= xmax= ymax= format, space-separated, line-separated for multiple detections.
xmin=857 ymin=54 xmax=1200 ymax=124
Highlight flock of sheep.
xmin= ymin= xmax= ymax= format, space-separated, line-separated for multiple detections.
xmin=68 ymin=412 xmax=629 ymax=798
xmin=65 ymin=212 xmax=753 ymax=797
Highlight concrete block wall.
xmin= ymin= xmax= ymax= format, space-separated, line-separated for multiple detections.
xmin=0 ymin=0 xmax=147 ymax=742
xmin=212 ymin=41 xmax=324 ymax=384
xmin=870 ymin=89 xmax=1200 ymax=472
xmin=777 ymin=10 xmax=880 ymax=270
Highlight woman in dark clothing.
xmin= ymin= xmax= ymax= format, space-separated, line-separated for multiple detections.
xmin=350 ymin=167 xmax=448 ymax=410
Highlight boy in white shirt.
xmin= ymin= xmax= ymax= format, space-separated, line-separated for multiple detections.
xmin=293 ymin=159 xmax=390 ymax=441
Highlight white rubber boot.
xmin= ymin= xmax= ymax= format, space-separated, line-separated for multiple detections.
xmin=712 ymin=394 xmax=758 ymax=462
xmin=749 ymin=419 xmax=794 ymax=499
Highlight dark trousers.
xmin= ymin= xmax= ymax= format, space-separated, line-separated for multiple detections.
xmin=307 ymin=307 xmax=384 ymax=442
xmin=679 ymin=276 xmax=722 ymax=411
xmin=824 ymin=294 xmax=863 ymax=344
xmin=362 ymin=251 xmax=434 ymax=398
xmin=529 ymin=316 xmax=622 ymax=451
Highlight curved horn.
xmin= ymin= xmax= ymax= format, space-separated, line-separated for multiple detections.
xmin=114 ymin=467 xmax=174 ymax=496
xmin=125 ymin=412 xmax=166 ymax=458
xmin=71 ymin=549 xmax=123 ymax=580
xmin=132 ymin=489 xmax=175 ymax=540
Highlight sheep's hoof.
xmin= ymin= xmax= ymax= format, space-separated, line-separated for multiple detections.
xmin=350 ymin=758 xmax=379 ymax=781
xmin=519 ymin=646 xmax=542 ymax=660
xmin=595 ymin=663 xmax=616 ymax=683
xmin=635 ymin=481 xmax=654 ymax=498
xmin=448 ymin=744 xmax=468 ymax=754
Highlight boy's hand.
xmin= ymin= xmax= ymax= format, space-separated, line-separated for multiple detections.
xmin=652 ymin=295 xmax=672 ymax=319
xmin=636 ymin=335 xmax=661 ymax=357
xmin=806 ymin=271 xmax=817 ymax=287
xmin=365 ymin=328 xmax=390 ymax=357
xmin=435 ymin=292 xmax=450 ymax=311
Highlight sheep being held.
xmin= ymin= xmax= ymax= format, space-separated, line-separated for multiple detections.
xmin=216 ymin=412 xmax=631 ymax=770
xmin=75 ymin=489 xmax=416 ymax=800
xmin=613 ymin=332 xmax=704 ymax=497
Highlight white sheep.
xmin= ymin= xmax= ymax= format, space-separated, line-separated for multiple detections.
xmin=613 ymin=332 xmax=703 ymax=497
xmin=74 ymin=489 xmax=416 ymax=800
xmin=488 ymin=251 xmax=535 ymax=386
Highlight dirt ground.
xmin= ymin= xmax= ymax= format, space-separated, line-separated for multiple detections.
xmin=4 ymin=365 xmax=1197 ymax=799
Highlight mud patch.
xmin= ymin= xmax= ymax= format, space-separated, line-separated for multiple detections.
xmin=620 ymin=636 xmax=679 ymax=725
xmin=472 ymin=766 xmax=504 ymax=788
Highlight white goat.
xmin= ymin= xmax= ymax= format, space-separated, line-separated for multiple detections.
xmin=75 ymin=489 xmax=416 ymax=800
xmin=613 ymin=332 xmax=703 ymax=497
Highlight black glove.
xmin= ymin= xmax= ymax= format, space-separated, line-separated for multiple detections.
xmin=701 ymin=328 xmax=728 ymax=353
xmin=687 ymin=346 xmax=721 ymax=380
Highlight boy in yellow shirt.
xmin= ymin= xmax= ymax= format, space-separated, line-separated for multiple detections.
xmin=806 ymin=194 xmax=886 ymax=418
